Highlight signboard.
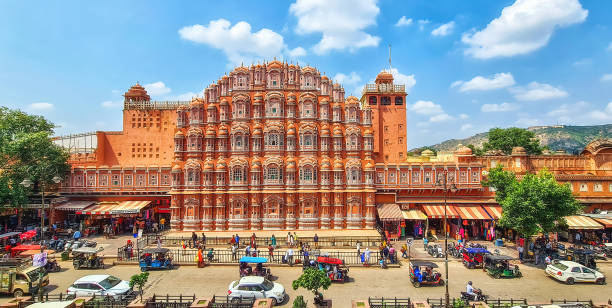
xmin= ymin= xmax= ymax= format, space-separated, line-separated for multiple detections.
xmin=32 ymin=252 xmax=47 ymax=267
xmin=137 ymin=229 xmax=143 ymax=238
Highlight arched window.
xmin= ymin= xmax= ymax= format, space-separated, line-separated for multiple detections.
xmin=232 ymin=167 xmax=244 ymax=183
xmin=299 ymin=166 xmax=317 ymax=184
xmin=266 ymin=100 xmax=281 ymax=117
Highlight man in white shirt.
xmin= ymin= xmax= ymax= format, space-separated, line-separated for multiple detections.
xmin=466 ymin=281 xmax=476 ymax=299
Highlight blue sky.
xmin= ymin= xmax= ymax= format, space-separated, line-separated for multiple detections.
xmin=1 ymin=0 xmax=611 ymax=148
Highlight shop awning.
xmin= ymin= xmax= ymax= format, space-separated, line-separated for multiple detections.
xmin=482 ymin=205 xmax=502 ymax=220
xmin=593 ymin=218 xmax=612 ymax=228
xmin=402 ymin=209 xmax=427 ymax=220
xmin=454 ymin=205 xmax=491 ymax=220
xmin=110 ymin=201 xmax=151 ymax=214
xmin=55 ymin=201 xmax=96 ymax=211
xmin=565 ymin=215 xmax=604 ymax=230
xmin=79 ymin=202 xmax=119 ymax=215
xmin=421 ymin=205 xmax=458 ymax=219
xmin=376 ymin=204 xmax=403 ymax=220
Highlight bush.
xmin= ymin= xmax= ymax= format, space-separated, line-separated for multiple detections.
xmin=292 ymin=295 xmax=307 ymax=308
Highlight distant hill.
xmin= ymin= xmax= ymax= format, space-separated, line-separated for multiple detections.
xmin=413 ymin=124 xmax=612 ymax=155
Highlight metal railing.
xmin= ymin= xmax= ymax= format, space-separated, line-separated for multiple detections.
xmin=149 ymin=294 xmax=196 ymax=308
xmin=117 ymin=246 xmax=397 ymax=266
xmin=211 ymin=296 xmax=256 ymax=308
xmin=368 ymin=297 xmax=411 ymax=308
xmin=485 ymin=298 xmax=527 ymax=308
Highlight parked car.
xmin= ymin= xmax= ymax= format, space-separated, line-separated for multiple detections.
xmin=67 ymin=275 xmax=133 ymax=299
xmin=227 ymin=276 xmax=286 ymax=306
xmin=545 ymin=260 xmax=605 ymax=285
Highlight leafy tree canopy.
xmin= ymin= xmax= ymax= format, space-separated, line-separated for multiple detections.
xmin=483 ymin=166 xmax=581 ymax=237
xmin=0 ymin=107 xmax=69 ymax=207
xmin=292 ymin=267 xmax=331 ymax=298
xmin=483 ymin=127 xmax=542 ymax=155
xmin=129 ymin=272 xmax=149 ymax=302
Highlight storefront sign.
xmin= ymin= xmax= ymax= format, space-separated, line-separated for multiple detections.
xmin=33 ymin=252 xmax=47 ymax=267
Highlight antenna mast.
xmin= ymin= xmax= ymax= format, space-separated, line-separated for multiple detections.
xmin=388 ymin=44 xmax=392 ymax=71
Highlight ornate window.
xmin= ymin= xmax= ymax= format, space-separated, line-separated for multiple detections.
xmin=471 ymin=171 xmax=479 ymax=183
xmin=263 ymin=196 xmax=281 ymax=218
xmin=412 ymin=171 xmax=420 ymax=184
xmin=149 ymin=174 xmax=157 ymax=186
xmin=100 ymin=175 xmax=108 ymax=186
xmin=347 ymin=134 xmax=359 ymax=151
xmin=400 ymin=172 xmax=408 ymax=184
xmin=232 ymin=101 xmax=248 ymax=119
xmin=232 ymin=167 xmax=244 ymax=184
xmin=377 ymin=172 xmax=384 ymax=184
xmin=460 ymin=171 xmax=468 ymax=183
xmin=347 ymin=168 xmax=361 ymax=185
xmin=137 ymin=174 xmax=145 ymax=186
xmin=424 ymin=171 xmax=431 ymax=184
xmin=264 ymin=163 xmax=283 ymax=184
xmin=124 ymin=174 xmax=132 ymax=186
xmin=301 ymin=101 xmax=316 ymax=118
xmin=230 ymin=199 xmax=247 ymax=218
xmin=87 ymin=175 xmax=95 ymax=187
xmin=299 ymin=165 xmax=317 ymax=184
xmin=265 ymin=132 xmax=283 ymax=150
xmin=162 ymin=175 xmax=170 ymax=186
xmin=300 ymin=198 xmax=316 ymax=218
xmin=594 ymin=183 xmax=602 ymax=192
xmin=388 ymin=172 xmax=396 ymax=184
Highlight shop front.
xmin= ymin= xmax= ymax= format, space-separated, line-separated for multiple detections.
xmin=453 ymin=205 xmax=495 ymax=241
xmin=564 ymin=215 xmax=605 ymax=243
xmin=376 ymin=204 xmax=404 ymax=240
xmin=399 ymin=205 xmax=427 ymax=239
xmin=73 ymin=201 xmax=154 ymax=236
xmin=421 ymin=205 xmax=459 ymax=241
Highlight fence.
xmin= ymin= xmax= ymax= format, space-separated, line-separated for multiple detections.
xmin=149 ymin=294 xmax=196 ymax=308
xmin=117 ymin=247 xmax=398 ymax=266
xmin=210 ymin=296 xmax=256 ymax=308
xmin=485 ymin=298 xmax=527 ymax=308
xmin=368 ymin=297 xmax=411 ymax=308
xmin=142 ymin=234 xmax=382 ymax=249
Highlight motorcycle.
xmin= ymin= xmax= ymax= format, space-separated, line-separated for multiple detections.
xmin=44 ymin=258 xmax=61 ymax=272
xmin=427 ymin=244 xmax=444 ymax=258
xmin=460 ymin=288 xmax=488 ymax=302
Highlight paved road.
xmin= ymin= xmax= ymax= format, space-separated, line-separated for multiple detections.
xmin=2 ymin=260 xmax=610 ymax=307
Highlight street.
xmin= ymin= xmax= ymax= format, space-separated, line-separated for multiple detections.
xmin=2 ymin=259 xmax=610 ymax=307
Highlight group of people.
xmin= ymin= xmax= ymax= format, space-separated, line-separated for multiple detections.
xmin=572 ymin=230 xmax=609 ymax=244
xmin=517 ymin=235 xmax=559 ymax=265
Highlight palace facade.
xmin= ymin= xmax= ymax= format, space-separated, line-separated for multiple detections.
xmin=56 ymin=61 xmax=612 ymax=232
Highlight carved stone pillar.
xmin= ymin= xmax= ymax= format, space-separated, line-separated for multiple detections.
xmin=285 ymin=194 xmax=296 ymax=230
xmin=214 ymin=195 xmax=226 ymax=230
xmin=332 ymin=193 xmax=344 ymax=229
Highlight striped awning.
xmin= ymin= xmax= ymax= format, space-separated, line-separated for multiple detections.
xmin=594 ymin=218 xmax=612 ymax=228
xmin=79 ymin=202 xmax=119 ymax=215
xmin=454 ymin=206 xmax=491 ymax=220
xmin=402 ymin=209 xmax=427 ymax=220
xmin=422 ymin=205 xmax=459 ymax=219
xmin=482 ymin=205 xmax=502 ymax=220
xmin=55 ymin=201 xmax=95 ymax=211
xmin=110 ymin=201 xmax=151 ymax=214
xmin=565 ymin=215 xmax=604 ymax=230
xmin=376 ymin=204 xmax=403 ymax=220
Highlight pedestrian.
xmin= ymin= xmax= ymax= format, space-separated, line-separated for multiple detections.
xmin=294 ymin=232 xmax=298 ymax=245
xmin=271 ymin=234 xmax=277 ymax=249
xmin=202 ymin=232 xmax=206 ymax=245
xmin=314 ymin=233 xmax=319 ymax=249
xmin=389 ymin=246 xmax=395 ymax=263
xmin=303 ymin=249 xmax=310 ymax=266
xmin=364 ymin=247 xmax=371 ymax=265
xmin=235 ymin=234 xmax=240 ymax=247
xmin=156 ymin=236 xmax=162 ymax=249
xmin=181 ymin=239 xmax=186 ymax=250
xmin=401 ymin=244 xmax=408 ymax=258
xmin=197 ymin=247 xmax=203 ymax=267
xmin=383 ymin=245 xmax=390 ymax=261
xmin=251 ymin=233 xmax=256 ymax=247
xmin=379 ymin=244 xmax=384 ymax=260
xmin=132 ymin=224 xmax=137 ymax=238
xmin=287 ymin=248 xmax=294 ymax=266
xmin=159 ymin=217 xmax=165 ymax=231
xmin=356 ymin=241 xmax=361 ymax=257
xmin=517 ymin=245 xmax=524 ymax=261
xmin=231 ymin=235 xmax=236 ymax=246
xmin=245 ymin=244 xmax=251 ymax=256
xmin=191 ymin=232 xmax=198 ymax=248
xmin=268 ymin=244 xmax=274 ymax=261
xmin=603 ymin=232 xmax=609 ymax=243
xmin=423 ymin=237 xmax=428 ymax=250
xmin=575 ymin=232 xmax=581 ymax=243
xmin=231 ymin=244 xmax=237 ymax=260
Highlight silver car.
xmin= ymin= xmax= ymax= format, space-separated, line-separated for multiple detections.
xmin=67 ymin=275 xmax=133 ymax=299
xmin=227 ymin=276 xmax=286 ymax=305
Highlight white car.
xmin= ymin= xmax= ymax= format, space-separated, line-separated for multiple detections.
xmin=227 ymin=276 xmax=286 ymax=305
xmin=545 ymin=260 xmax=605 ymax=285
xmin=67 ymin=275 xmax=133 ymax=299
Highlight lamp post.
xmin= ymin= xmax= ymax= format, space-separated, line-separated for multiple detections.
xmin=20 ymin=168 xmax=62 ymax=301
xmin=437 ymin=169 xmax=457 ymax=308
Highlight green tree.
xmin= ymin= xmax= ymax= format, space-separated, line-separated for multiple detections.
xmin=466 ymin=144 xmax=485 ymax=156
xmin=483 ymin=166 xmax=581 ymax=238
xmin=0 ymin=107 xmax=69 ymax=216
xmin=292 ymin=267 xmax=331 ymax=303
xmin=483 ymin=127 xmax=542 ymax=155
xmin=129 ymin=272 xmax=149 ymax=302
xmin=292 ymin=295 xmax=307 ymax=308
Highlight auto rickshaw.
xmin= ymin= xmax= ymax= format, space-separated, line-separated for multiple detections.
xmin=315 ymin=256 xmax=349 ymax=283
xmin=409 ymin=261 xmax=444 ymax=287
xmin=72 ymin=247 xmax=104 ymax=269
xmin=567 ymin=248 xmax=597 ymax=269
xmin=462 ymin=248 xmax=489 ymax=269
xmin=483 ymin=254 xmax=521 ymax=279
xmin=139 ymin=248 xmax=173 ymax=271
xmin=239 ymin=256 xmax=271 ymax=280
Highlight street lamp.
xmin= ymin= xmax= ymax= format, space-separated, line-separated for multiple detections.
xmin=436 ymin=169 xmax=457 ymax=308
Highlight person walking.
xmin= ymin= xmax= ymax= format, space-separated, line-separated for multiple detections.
xmin=364 ymin=247 xmax=371 ymax=265
xmin=401 ymin=244 xmax=408 ymax=259
xmin=287 ymin=232 xmax=291 ymax=247
xmin=245 ymin=244 xmax=251 ymax=257
xmin=235 ymin=234 xmax=240 ymax=247
xmin=518 ymin=245 xmax=524 ymax=261
xmin=271 ymin=234 xmax=277 ymax=249
xmin=314 ymin=233 xmax=319 ymax=249
xmin=389 ymin=246 xmax=396 ymax=263
xmin=201 ymin=232 xmax=206 ymax=245
xmin=191 ymin=232 xmax=198 ymax=248
xmin=156 ymin=236 xmax=162 ymax=249
xmin=294 ymin=232 xmax=299 ymax=246
xmin=251 ymin=233 xmax=256 ymax=247
xmin=197 ymin=247 xmax=204 ymax=268
xmin=356 ymin=241 xmax=361 ymax=257
xmin=231 ymin=243 xmax=237 ymax=260
xmin=268 ymin=244 xmax=274 ymax=261
xmin=287 ymin=248 xmax=294 ymax=266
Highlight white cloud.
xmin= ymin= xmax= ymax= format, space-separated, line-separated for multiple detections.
xmin=165 ymin=92 xmax=200 ymax=101
xmin=587 ymin=102 xmax=612 ymax=121
xmin=408 ymin=100 xmax=443 ymax=115
xmin=334 ymin=72 xmax=362 ymax=86
xmin=515 ymin=117 xmax=541 ymax=127
xmin=418 ymin=20 xmax=430 ymax=31
xmin=461 ymin=124 xmax=474 ymax=131
xmin=462 ymin=0 xmax=588 ymax=59
xmin=608 ymin=42 xmax=612 ymax=51
xmin=546 ymin=101 xmax=612 ymax=124
xmin=572 ymin=58 xmax=592 ymax=66
xmin=429 ymin=113 xmax=453 ymax=122
xmin=288 ymin=46 xmax=307 ymax=57
xmin=481 ymin=102 xmax=519 ymax=112
xmin=289 ymin=0 xmax=380 ymax=54
xmin=601 ymin=74 xmax=612 ymax=82
xmin=101 ymin=100 xmax=122 ymax=108
xmin=389 ymin=68 xmax=416 ymax=93
xmin=395 ymin=16 xmax=413 ymax=27
xmin=431 ymin=21 xmax=455 ymax=37
xmin=179 ymin=19 xmax=286 ymax=65
xmin=143 ymin=81 xmax=171 ymax=96
xmin=452 ymin=72 xmax=515 ymax=92
xmin=459 ymin=113 xmax=469 ymax=119
xmin=511 ymin=82 xmax=569 ymax=101
xmin=27 ymin=102 xmax=54 ymax=111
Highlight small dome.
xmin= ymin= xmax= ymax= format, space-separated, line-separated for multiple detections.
xmin=124 ymin=83 xmax=150 ymax=101
xmin=254 ymin=92 xmax=264 ymax=99
xmin=178 ymin=105 xmax=189 ymax=111
xmin=207 ymin=103 xmax=217 ymax=110
xmin=364 ymin=128 xmax=373 ymax=136
xmin=251 ymin=164 xmax=261 ymax=170
xmin=204 ymin=161 xmax=214 ymax=171
xmin=286 ymin=156 xmax=296 ymax=163
xmin=375 ymin=71 xmax=394 ymax=83
xmin=421 ymin=149 xmax=434 ymax=157
xmin=333 ymin=102 xmax=342 ymax=109
xmin=172 ymin=164 xmax=182 ymax=171
xmin=321 ymin=75 xmax=329 ymax=80
xmin=511 ymin=146 xmax=527 ymax=155
xmin=321 ymin=128 xmax=330 ymax=136
xmin=220 ymin=99 xmax=229 ymax=106
xmin=287 ymin=127 xmax=296 ymax=136
xmin=364 ymin=162 xmax=375 ymax=170
xmin=218 ymin=126 xmax=228 ymax=136
xmin=346 ymin=96 xmax=359 ymax=105
xmin=216 ymin=162 xmax=226 ymax=170
xmin=333 ymin=127 xmax=343 ymax=136
xmin=286 ymin=162 xmax=296 ymax=170
xmin=206 ymin=127 xmax=216 ymax=136
xmin=454 ymin=144 xmax=473 ymax=156
xmin=174 ymin=130 xmax=184 ymax=137
xmin=252 ymin=128 xmax=262 ymax=136
xmin=319 ymin=97 xmax=330 ymax=105
xmin=287 ymin=92 xmax=296 ymax=100
xmin=333 ymin=160 xmax=344 ymax=170
xmin=267 ymin=60 xmax=283 ymax=69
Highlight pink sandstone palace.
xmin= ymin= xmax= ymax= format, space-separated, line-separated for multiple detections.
xmin=55 ymin=61 xmax=612 ymax=232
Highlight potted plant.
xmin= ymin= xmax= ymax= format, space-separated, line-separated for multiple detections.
xmin=129 ymin=272 xmax=149 ymax=303
xmin=292 ymin=268 xmax=331 ymax=306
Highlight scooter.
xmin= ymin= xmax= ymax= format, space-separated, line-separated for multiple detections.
xmin=460 ymin=288 xmax=488 ymax=302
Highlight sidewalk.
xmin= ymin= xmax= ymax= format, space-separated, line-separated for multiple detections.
xmin=165 ymin=229 xmax=380 ymax=238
